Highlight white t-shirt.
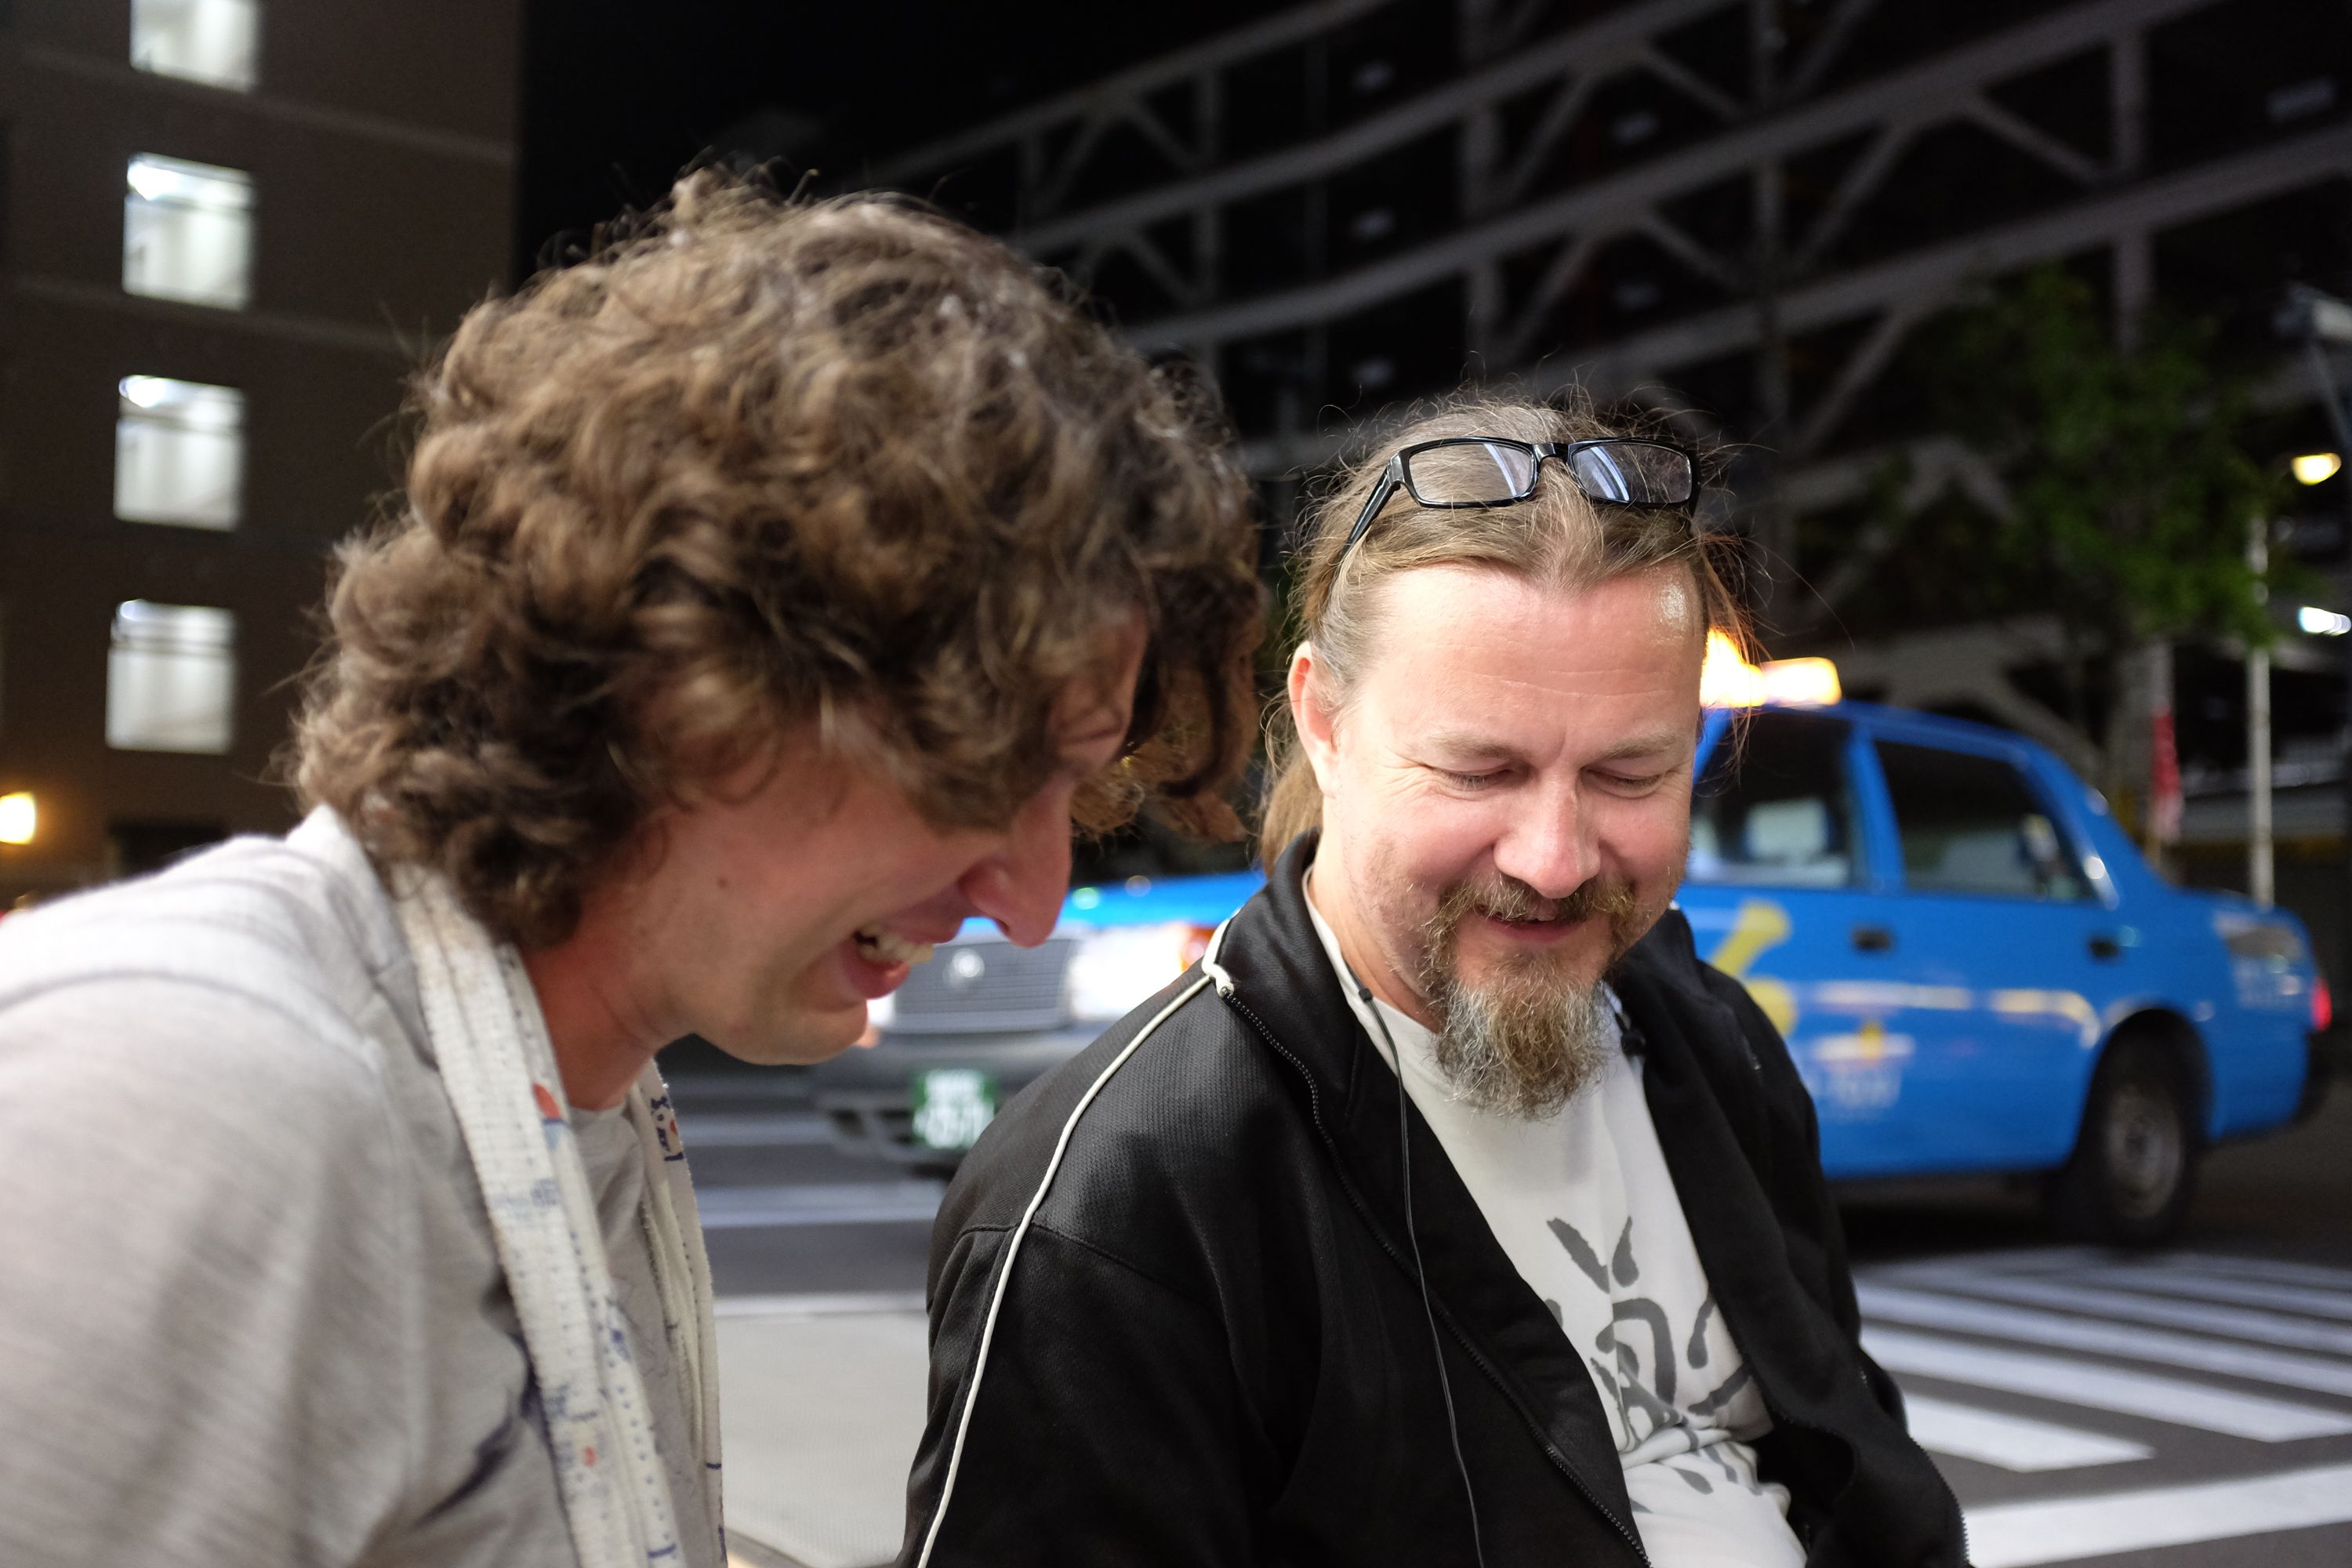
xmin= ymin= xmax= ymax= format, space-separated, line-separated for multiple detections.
xmin=1306 ymin=889 xmax=1805 ymax=1567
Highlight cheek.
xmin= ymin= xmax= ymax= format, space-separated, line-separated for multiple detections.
xmin=1369 ymin=796 xmax=1501 ymax=891
xmin=1601 ymin=791 xmax=1693 ymax=885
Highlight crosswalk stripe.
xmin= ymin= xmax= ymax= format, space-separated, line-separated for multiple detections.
xmin=1900 ymin=1396 xmax=2151 ymax=1472
xmin=1859 ymin=1283 xmax=2352 ymax=1397
xmin=1860 ymin=1327 xmax=2352 ymax=1441
xmin=1881 ymin=1269 xmax=2352 ymax=1356
xmin=1962 ymin=1459 xmax=2352 ymax=1568
xmin=692 ymin=1181 xmax=946 ymax=1229
xmin=2072 ymin=1263 xmax=2352 ymax=1323
xmin=673 ymin=1113 xmax=837 ymax=1148
xmin=2165 ymin=1253 xmax=2352 ymax=1292
xmin=715 ymin=1290 xmax=928 ymax=1319
xmin=1879 ymin=1245 xmax=2110 ymax=1276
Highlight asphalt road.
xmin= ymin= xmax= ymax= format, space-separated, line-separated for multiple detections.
xmin=677 ymin=1076 xmax=2352 ymax=1568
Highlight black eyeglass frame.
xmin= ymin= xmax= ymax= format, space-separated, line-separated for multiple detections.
xmin=1339 ymin=435 xmax=1698 ymax=558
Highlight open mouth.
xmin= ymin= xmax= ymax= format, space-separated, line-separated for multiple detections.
xmin=853 ymin=924 xmax=936 ymax=967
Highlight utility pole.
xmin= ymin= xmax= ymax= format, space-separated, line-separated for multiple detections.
xmin=2278 ymin=286 xmax=2352 ymax=963
xmin=1748 ymin=0 xmax=1791 ymax=633
xmin=2249 ymin=518 xmax=2274 ymax=909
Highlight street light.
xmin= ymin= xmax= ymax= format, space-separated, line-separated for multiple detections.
xmin=2279 ymin=285 xmax=2352 ymax=350
xmin=2300 ymin=606 xmax=2352 ymax=636
xmin=2293 ymin=452 xmax=2343 ymax=486
xmin=0 ymin=792 xmax=34 ymax=846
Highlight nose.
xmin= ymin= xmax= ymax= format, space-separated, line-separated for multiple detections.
xmin=1490 ymin=786 xmax=1593 ymax=902
xmin=959 ymin=789 xmax=1073 ymax=947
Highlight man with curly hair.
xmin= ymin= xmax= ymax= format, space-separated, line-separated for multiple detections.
xmin=0 ymin=175 xmax=1260 ymax=1568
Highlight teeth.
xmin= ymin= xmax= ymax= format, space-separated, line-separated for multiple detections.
xmin=855 ymin=925 xmax=935 ymax=967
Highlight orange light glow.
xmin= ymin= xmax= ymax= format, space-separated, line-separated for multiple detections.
xmin=1700 ymin=633 xmax=1842 ymax=709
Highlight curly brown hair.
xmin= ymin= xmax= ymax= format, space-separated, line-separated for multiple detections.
xmin=1260 ymin=393 xmax=1748 ymax=862
xmin=294 ymin=173 xmax=1264 ymax=948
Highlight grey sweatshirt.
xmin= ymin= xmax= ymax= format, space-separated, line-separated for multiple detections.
xmin=0 ymin=811 xmax=720 ymax=1568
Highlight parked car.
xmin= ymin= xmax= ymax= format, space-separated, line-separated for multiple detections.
xmin=1684 ymin=701 xmax=2325 ymax=1242
xmin=808 ymin=701 xmax=2328 ymax=1243
xmin=809 ymin=868 xmax=1260 ymax=1174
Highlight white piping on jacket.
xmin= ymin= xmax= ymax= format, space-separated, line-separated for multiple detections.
xmin=913 ymin=914 xmax=1237 ymax=1566
xmin=1200 ymin=911 xmax=1237 ymax=997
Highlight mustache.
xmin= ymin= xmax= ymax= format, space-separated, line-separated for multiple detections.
xmin=1432 ymin=873 xmax=1639 ymax=931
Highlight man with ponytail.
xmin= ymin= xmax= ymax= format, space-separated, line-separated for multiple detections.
xmin=905 ymin=396 xmax=1962 ymax=1567
xmin=0 ymin=172 xmax=1261 ymax=1568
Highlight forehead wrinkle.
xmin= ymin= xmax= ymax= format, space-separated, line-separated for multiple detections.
xmin=1392 ymin=662 xmax=1693 ymax=721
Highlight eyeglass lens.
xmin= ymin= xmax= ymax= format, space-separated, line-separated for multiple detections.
xmin=1568 ymin=441 xmax=1691 ymax=504
xmin=1404 ymin=439 xmax=1692 ymax=507
xmin=1403 ymin=441 xmax=1539 ymax=505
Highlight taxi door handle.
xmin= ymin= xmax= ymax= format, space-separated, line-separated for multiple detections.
xmin=1851 ymin=924 xmax=1895 ymax=953
xmin=2088 ymin=933 xmax=2124 ymax=960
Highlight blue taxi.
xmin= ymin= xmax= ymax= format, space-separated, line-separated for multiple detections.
xmin=810 ymin=700 xmax=2326 ymax=1243
xmin=1682 ymin=699 xmax=2324 ymax=1241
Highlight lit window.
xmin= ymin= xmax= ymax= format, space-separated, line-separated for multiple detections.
xmin=115 ymin=376 xmax=243 ymax=529
xmin=123 ymin=154 xmax=253 ymax=309
xmin=107 ymin=602 xmax=236 ymax=755
xmin=129 ymin=0 xmax=259 ymax=93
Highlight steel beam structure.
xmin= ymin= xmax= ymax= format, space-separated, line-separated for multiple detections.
xmin=1227 ymin=121 xmax=2352 ymax=472
xmin=877 ymin=0 xmax=2347 ymax=505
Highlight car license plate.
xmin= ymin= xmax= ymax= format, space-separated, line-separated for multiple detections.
xmin=911 ymin=1069 xmax=997 ymax=1152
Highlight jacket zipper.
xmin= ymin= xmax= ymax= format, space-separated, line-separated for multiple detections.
xmin=1657 ymin=993 xmax=1970 ymax=1564
xmin=1216 ymin=985 xmax=1655 ymax=1568
xmin=1650 ymin=1158 xmax=1970 ymax=1565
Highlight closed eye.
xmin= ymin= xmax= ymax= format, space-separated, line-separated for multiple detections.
xmin=1595 ymin=769 xmax=1672 ymax=793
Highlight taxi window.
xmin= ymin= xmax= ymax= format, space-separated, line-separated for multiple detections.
xmin=1690 ymin=711 xmax=1860 ymax=887
xmin=1875 ymin=739 xmax=2089 ymax=901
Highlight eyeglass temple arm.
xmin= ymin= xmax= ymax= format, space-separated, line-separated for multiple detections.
xmin=1341 ymin=461 xmax=1405 ymax=555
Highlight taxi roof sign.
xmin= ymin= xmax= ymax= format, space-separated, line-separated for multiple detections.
xmin=1701 ymin=630 xmax=1842 ymax=708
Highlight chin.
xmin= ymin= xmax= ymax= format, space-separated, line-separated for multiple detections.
xmin=1462 ymin=935 xmax=1605 ymax=993
xmin=709 ymin=1007 xmax=867 ymax=1067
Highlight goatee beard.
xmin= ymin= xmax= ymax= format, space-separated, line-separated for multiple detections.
xmin=1417 ymin=874 xmax=1642 ymax=1120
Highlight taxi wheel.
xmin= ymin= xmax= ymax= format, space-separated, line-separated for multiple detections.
xmin=2045 ymin=1038 xmax=2199 ymax=1247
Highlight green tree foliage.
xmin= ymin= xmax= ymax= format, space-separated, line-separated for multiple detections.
xmin=1888 ymin=265 xmax=2285 ymax=771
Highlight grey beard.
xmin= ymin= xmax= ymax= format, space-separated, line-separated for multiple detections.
xmin=1428 ymin=964 xmax=1613 ymax=1120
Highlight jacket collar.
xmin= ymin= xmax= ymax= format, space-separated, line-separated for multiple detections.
xmin=1209 ymin=833 xmax=1642 ymax=1540
xmin=1208 ymin=831 xmax=1754 ymax=1170
xmin=1211 ymin=835 xmax=1867 ymax=1536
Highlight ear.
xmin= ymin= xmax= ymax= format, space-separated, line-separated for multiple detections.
xmin=1288 ymin=642 xmax=1343 ymax=797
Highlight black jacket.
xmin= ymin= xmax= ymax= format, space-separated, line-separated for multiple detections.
xmin=901 ymin=839 xmax=1966 ymax=1566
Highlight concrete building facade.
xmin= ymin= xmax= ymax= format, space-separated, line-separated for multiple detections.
xmin=0 ymin=0 xmax=521 ymax=902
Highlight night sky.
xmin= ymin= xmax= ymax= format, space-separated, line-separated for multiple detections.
xmin=517 ymin=0 xmax=1269 ymax=280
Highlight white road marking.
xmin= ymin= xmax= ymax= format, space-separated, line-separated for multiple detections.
xmin=1963 ymin=1460 xmax=2352 ymax=1568
xmin=1859 ymin=1282 xmax=2352 ymax=1397
xmin=675 ymin=1113 xmax=837 ymax=1148
xmin=1883 ymin=1269 xmax=2352 ymax=1356
xmin=695 ymin=1181 xmax=946 ymax=1229
xmin=2165 ymin=1253 xmax=2352 ymax=1292
xmin=1879 ymin=1246 xmax=2110 ymax=1276
xmin=716 ymin=1290 xmax=928 ymax=1319
xmin=2072 ymin=1263 xmax=2352 ymax=1323
xmin=1860 ymin=1327 xmax=2352 ymax=1441
xmin=1900 ymin=1396 xmax=2152 ymax=1472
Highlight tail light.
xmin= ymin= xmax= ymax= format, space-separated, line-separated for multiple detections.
xmin=2314 ymin=975 xmax=2333 ymax=1033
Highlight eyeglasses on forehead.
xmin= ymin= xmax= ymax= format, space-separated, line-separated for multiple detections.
xmin=1339 ymin=435 xmax=1697 ymax=559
